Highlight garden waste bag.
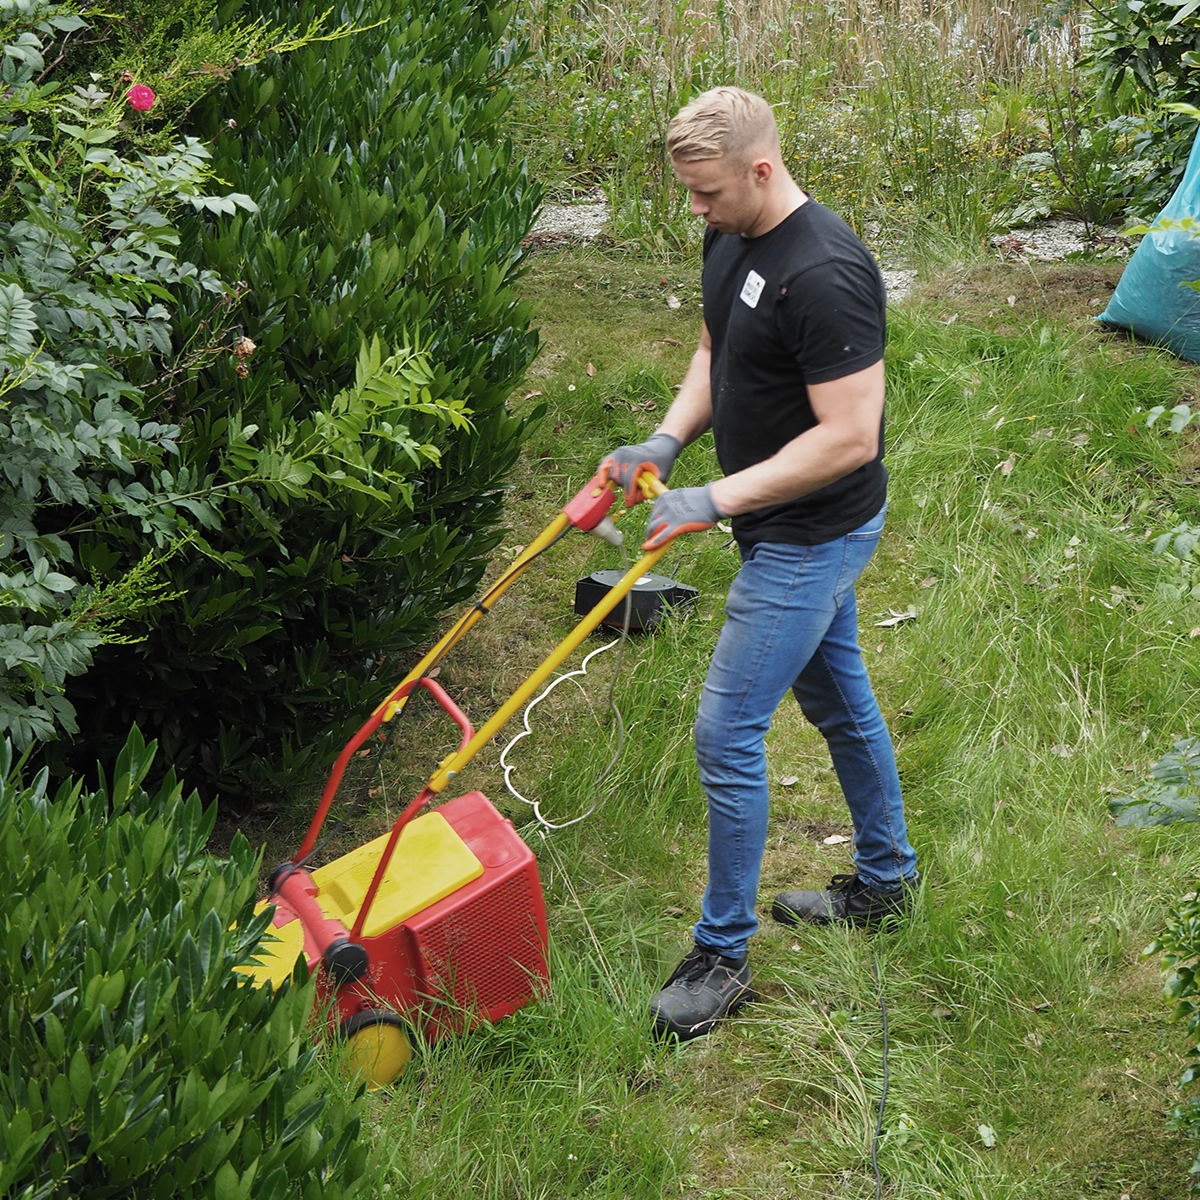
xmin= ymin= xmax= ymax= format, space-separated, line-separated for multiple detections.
xmin=1097 ymin=128 xmax=1200 ymax=361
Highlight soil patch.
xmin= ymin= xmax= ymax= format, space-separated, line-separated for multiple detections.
xmin=911 ymin=259 xmax=1126 ymax=332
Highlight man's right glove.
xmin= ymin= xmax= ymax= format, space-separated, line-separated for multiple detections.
xmin=642 ymin=484 xmax=724 ymax=550
xmin=598 ymin=431 xmax=682 ymax=506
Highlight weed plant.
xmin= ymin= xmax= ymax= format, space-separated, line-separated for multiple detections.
xmin=510 ymin=0 xmax=1094 ymax=260
xmin=265 ymin=252 xmax=1200 ymax=1197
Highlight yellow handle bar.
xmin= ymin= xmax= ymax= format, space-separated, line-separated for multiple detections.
xmin=372 ymin=470 xmax=666 ymax=726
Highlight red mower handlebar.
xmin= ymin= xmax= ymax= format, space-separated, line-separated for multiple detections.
xmin=295 ymin=676 xmax=474 ymax=865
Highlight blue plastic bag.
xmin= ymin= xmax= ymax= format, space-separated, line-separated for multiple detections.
xmin=1097 ymin=127 xmax=1200 ymax=361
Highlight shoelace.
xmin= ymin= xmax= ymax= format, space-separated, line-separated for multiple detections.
xmin=666 ymin=951 xmax=719 ymax=986
xmin=828 ymin=873 xmax=865 ymax=894
xmin=668 ymin=948 xmax=744 ymax=987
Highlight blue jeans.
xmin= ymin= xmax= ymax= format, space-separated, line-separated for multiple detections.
xmin=692 ymin=506 xmax=917 ymax=957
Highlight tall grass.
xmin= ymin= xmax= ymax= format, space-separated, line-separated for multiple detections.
xmin=510 ymin=0 xmax=1083 ymax=257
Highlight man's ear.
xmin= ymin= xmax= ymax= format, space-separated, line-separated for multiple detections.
xmin=752 ymin=158 xmax=773 ymax=186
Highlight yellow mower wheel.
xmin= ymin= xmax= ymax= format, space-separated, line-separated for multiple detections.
xmin=339 ymin=1010 xmax=413 ymax=1089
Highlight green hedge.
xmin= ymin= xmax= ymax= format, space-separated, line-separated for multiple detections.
xmin=62 ymin=0 xmax=541 ymax=796
xmin=0 ymin=726 xmax=369 ymax=1197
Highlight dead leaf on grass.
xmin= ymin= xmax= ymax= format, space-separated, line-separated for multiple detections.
xmin=658 ymin=337 xmax=683 ymax=347
xmin=823 ymin=834 xmax=851 ymax=846
xmin=1000 ymin=454 xmax=1016 ymax=475
xmin=1006 ymin=295 xmax=1017 ymax=307
xmin=666 ymin=294 xmax=681 ymax=309
xmin=874 ymin=607 xmax=917 ymax=627
xmin=779 ymin=775 xmax=800 ymax=787
xmin=586 ymin=362 xmax=596 ymax=376
xmin=920 ymin=575 xmax=938 ymax=588
xmin=523 ymin=390 xmax=542 ymax=400
xmin=931 ymin=1006 xmax=954 ymax=1018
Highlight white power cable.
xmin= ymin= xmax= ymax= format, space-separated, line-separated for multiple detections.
xmin=499 ymin=638 xmax=625 ymax=830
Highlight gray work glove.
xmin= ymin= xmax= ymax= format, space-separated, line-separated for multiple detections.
xmin=642 ymin=484 xmax=724 ymax=550
xmin=599 ymin=431 xmax=682 ymax=506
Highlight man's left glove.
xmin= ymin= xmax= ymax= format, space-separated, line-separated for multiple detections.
xmin=598 ymin=432 xmax=682 ymax=506
xmin=642 ymin=484 xmax=725 ymax=550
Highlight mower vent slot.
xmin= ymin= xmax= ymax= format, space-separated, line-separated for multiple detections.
xmin=416 ymin=871 xmax=545 ymax=1025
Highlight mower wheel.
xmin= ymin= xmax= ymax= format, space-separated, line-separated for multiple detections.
xmin=339 ymin=1010 xmax=413 ymax=1088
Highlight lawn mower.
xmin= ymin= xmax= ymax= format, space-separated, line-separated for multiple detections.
xmin=235 ymin=470 xmax=677 ymax=1087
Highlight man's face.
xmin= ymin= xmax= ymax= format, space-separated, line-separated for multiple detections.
xmin=671 ymin=154 xmax=763 ymax=236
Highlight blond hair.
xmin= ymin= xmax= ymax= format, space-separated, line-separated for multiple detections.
xmin=666 ymin=87 xmax=779 ymax=164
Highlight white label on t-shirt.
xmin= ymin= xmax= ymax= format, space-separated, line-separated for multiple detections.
xmin=739 ymin=269 xmax=766 ymax=309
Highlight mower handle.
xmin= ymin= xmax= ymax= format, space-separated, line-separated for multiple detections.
xmin=293 ymin=675 xmax=473 ymax=865
xmin=343 ymin=472 xmax=672 ymax=942
xmin=299 ymin=470 xmax=672 ymax=947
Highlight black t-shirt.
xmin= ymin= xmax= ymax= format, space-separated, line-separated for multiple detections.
xmin=702 ymin=199 xmax=888 ymax=546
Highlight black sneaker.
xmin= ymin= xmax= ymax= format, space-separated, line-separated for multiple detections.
xmin=772 ymin=872 xmax=920 ymax=928
xmin=649 ymin=943 xmax=754 ymax=1042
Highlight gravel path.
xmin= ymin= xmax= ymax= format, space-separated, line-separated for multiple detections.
xmin=529 ymin=198 xmax=923 ymax=303
xmin=526 ymin=198 xmax=1127 ymax=307
xmin=525 ymin=190 xmax=609 ymax=249
xmin=991 ymin=219 xmax=1134 ymax=262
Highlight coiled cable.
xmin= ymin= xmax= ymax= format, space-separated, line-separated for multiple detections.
xmin=500 ymin=541 xmax=633 ymax=830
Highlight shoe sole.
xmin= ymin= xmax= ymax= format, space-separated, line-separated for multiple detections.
xmin=771 ymin=901 xmax=829 ymax=927
xmin=771 ymin=900 xmax=907 ymax=929
xmin=651 ymin=985 xmax=758 ymax=1043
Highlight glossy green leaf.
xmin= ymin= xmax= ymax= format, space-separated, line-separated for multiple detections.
xmin=68 ymin=1048 xmax=91 ymax=1109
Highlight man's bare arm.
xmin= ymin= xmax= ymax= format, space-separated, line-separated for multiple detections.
xmin=709 ymin=359 xmax=884 ymax=516
xmin=656 ymin=322 xmax=714 ymax=447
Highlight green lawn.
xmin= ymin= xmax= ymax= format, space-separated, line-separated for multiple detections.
xmin=291 ymin=246 xmax=1200 ymax=1198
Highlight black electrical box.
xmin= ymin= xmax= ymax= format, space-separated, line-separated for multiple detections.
xmin=573 ymin=569 xmax=699 ymax=632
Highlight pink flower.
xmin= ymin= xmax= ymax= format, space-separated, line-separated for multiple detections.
xmin=126 ymin=85 xmax=156 ymax=112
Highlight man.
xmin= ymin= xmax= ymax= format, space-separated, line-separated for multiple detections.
xmin=599 ymin=87 xmax=919 ymax=1043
